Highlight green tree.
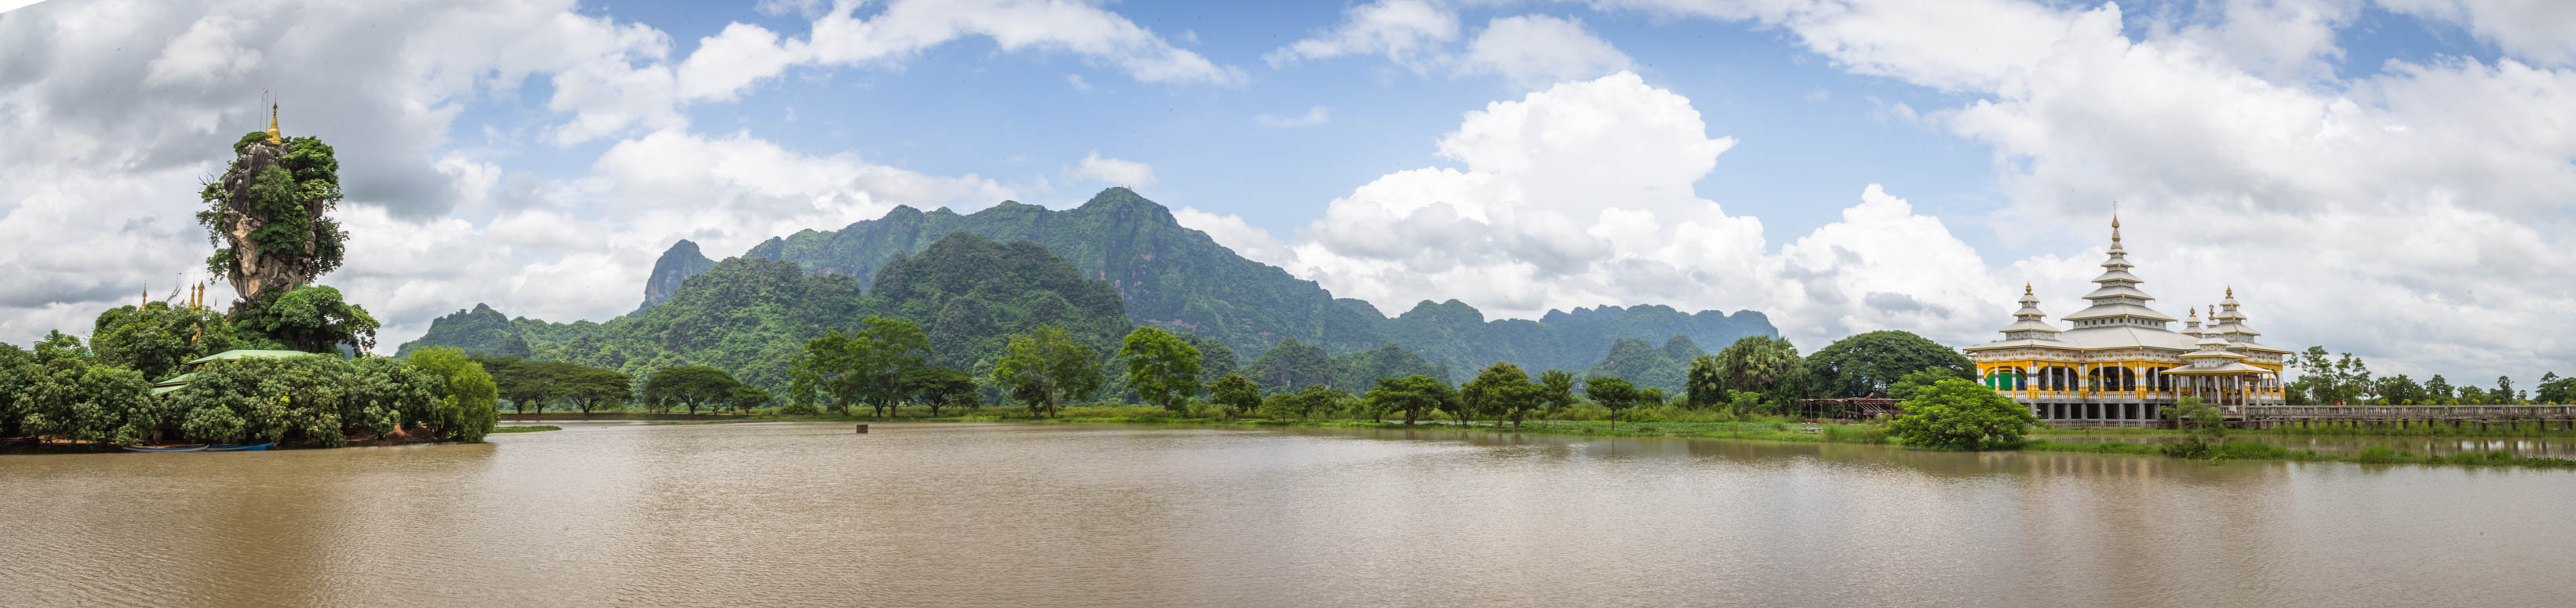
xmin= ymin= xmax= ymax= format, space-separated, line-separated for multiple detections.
xmin=1262 ymin=385 xmax=1350 ymax=421
xmin=13 ymin=332 xmax=157 ymax=446
xmin=797 ymin=330 xmax=862 ymax=416
xmin=1208 ymin=373 xmax=1262 ymax=417
xmin=231 ymin=285 xmax=380 ymax=354
xmin=1805 ymin=330 xmax=1974 ymax=399
xmin=1118 ymin=326 xmax=1204 ymax=412
xmin=406 ymin=347 xmax=500 ymax=442
xmin=2495 ymin=376 xmax=2517 ymax=404
xmin=2425 ymin=374 xmax=2454 ymax=403
xmin=1886 ymin=378 xmax=2038 ymax=450
xmin=1584 ymin=376 xmax=1640 ymax=427
xmin=852 ymin=317 xmax=930 ymax=417
xmin=90 ymin=300 xmax=272 ymax=380
xmin=0 ymin=342 xmax=35 ymax=438
xmin=727 ymin=384 xmax=773 ymax=415
xmin=1365 ymin=374 xmax=1456 ymax=425
xmin=2159 ymin=397 xmax=2227 ymax=457
xmin=992 ymin=324 xmax=1105 ymax=417
xmin=1715 ymin=335 xmax=1806 ymax=412
xmin=904 ymin=366 xmax=979 ymax=417
xmin=1536 ymin=369 xmax=1578 ymax=416
xmin=1685 ymin=354 xmax=1729 ymax=409
xmin=645 ymin=366 xmax=745 ymax=415
xmin=1888 ymin=368 xmax=1962 ymax=401
xmin=556 ymin=365 xmax=634 ymax=415
xmin=1463 ymin=362 xmax=1543 ymax=429
xmin=2536 ymin=373 xmax=2574 ymax=405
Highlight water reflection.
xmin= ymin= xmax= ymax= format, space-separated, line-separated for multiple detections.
xmin=2 ymin=421 xmax=2571 ymax=607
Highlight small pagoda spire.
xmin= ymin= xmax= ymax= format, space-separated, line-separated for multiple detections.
xmin=264 ymin=102 xmax=282 ymax=144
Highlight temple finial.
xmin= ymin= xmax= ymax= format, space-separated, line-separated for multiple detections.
xmin=265 ymin=101 xmax=282 ymax=145
xmin=2023 ymin=282 xmax=2032 ymax=295
xmin=2226 ymin=286 xmax=2233 ymax=298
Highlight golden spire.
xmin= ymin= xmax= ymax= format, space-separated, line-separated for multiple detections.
xmin=2024 ymin=282 xmax=2032 ymax=295
xmin=264 ymin=102 xmax=282 ymax=144
xmin=2226 ymin=286 xmax=2234 ymax=298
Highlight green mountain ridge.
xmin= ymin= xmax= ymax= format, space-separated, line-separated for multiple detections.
xmin=399 ymin=188 xmax=1776 ymax=391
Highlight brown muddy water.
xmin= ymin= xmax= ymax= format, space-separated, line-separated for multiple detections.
xmin=2046 ymin=432 xmax=2576 ymax=458
xmin=3 ymin=421 xmax=2572 ymax=607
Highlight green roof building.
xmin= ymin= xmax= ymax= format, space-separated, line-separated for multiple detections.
xmin=151 ymin=350 xmax=324 ymax=396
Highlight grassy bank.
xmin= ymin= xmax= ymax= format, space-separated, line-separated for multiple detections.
xmin=489 ymin=425 xmax=562 ymax=433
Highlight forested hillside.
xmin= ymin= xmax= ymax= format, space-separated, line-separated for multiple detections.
xmin=598 ymin=187 xmax=1774 ymax=377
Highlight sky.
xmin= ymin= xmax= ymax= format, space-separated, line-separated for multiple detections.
xmin=2 ymin=0 xmax=2572 ymax=383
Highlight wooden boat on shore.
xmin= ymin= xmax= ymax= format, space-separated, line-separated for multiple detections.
xmin=206 ymin=442 xmax=275 ymax=452
xmin=124 ymin=444 xmax=208 ymax=453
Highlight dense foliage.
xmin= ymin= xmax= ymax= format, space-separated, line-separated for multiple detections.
xmin=406 ymin=348 xmax=501 ymax=442
xmin=232 ymin=285 xmax=381 ymax=354
xmin=992 ymin=324 xmax=1106 ymax=417
xmin=1462 ymin=362 xmax=1543 ymax=428
xmin=1805 ymin=330 xmax=1974 ymax=399
xmin=199 ymin=133 xmax=348 ymax=298
xmin=1886 ymin=378 xmax=2037 ymax=450
xmin=91 ymin=300 xmax=279 ymax=380
xmin=1364 ymin=374 xmax=1457 ymax=425
xmin=1713 ymin=336 xmax=1813 ymax=413
xmin=1117 ymin=327 xmax=1203 ymax=412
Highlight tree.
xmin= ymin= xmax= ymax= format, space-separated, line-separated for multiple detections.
xmin=1118 ymin=326 xmax=1204 ymax=412
xmin=851 ymin=317 xmax=930 ymax=417
xmin=2495 ymin=376 xmax=2517 ymax=404
xmin=646 ymin=366 xmax=744 ymax=416
xmin=2425 ymin=374 xmax=2454 ymax=402
xmin=1805 ymin=330 xmax=1974 ymax=399
xmin=992 ymin=324 xmax=1104 ymax=417
xmin=90 ymin=300 xmax=272 ymax=380
xmin=1585 ymin=376 xmax=1640 ymax=427
xmin=1263 ymin=385 xmax=1353 ymax=421
xmin=1685 ymin=355 xmax=1729 ymax=409
xmin=727 ymin=384 xmax=773 ymax=416
xmin=406 ymin=347 xmax=500 ymax=442
xmin=797 ymin=330 xmax=862 ymax=416
xmin=1462 ymin=362 xmax=1543 ymax=429
xmin=1715 ymin=336 xmax=1807 ymax=412
xmin=903 ymin=366 xmax=979 ymax=417
xmin=2160 ymin=397 xmax=2227 ymax=457
xmin=1208 ymin=373 xmax=1262 ymax=417
xmin=198 ymin=129 xmax=349 ymax=303
xmin=231 ymin=285 xmax=381 ymax=355
xmin=1365 ymin=374 xmax=1456 ymax=425
xmin=556 ymin=366 xmax=634 ymax=415
xmin=1537 ymin=370 xmax=1577 ymax=415
xmin=2378 ymin=374 xmax=2423 ymax=405
xmin=1886 ymin=379 xmax=2039 ymax=450
xmin=2537 ymin=373 xmax=2574 ymax=405
xmin=1330 ymin=343 xmax=1451 ymax=390
xmin=1888 ymin=368 xmax=1958 ymax=402
xmin=13 ymin=333 xmax=157 ymax=446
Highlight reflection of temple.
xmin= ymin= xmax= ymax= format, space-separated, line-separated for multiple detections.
xmin=1963 ymin=213 xmax=2289 ymax=426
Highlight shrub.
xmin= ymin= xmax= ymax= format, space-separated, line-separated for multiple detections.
xmin=1886 ymin=379 xmax=2038 ymax=450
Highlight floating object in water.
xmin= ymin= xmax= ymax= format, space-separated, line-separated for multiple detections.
xmin=207 ymin=442 xmax=276 ymax=452
xmin=123 ymin=444 xmax=208 ymax=453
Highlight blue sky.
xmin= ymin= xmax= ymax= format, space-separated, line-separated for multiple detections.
xmin=5 ymin=0 xmax=2575 ymax=382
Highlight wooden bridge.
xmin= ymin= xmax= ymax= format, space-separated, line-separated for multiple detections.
xmin=2230 ymin=405 xmax=2576 ymax=430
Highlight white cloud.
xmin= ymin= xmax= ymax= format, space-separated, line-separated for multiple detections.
xmin=1266 ymin=0 xmax=1461 ymax=70
xmin=1255 ymin=106 xmax=1332 ymax=128
xmin=1066 ymin=74 xmax=1092 ymax=92
xmin=1590 ymin=0 xmax=2576 ymax=379
xmin=1251 ymin=73 xmax=2002 ymax=348
xmin=2381 ymin=0 xmax=2576 ymax=67
xmin=1456 ymin=15 xmax=1634 ymax=87
xmin=1069 ymin=151 xmax=1157 ymax=187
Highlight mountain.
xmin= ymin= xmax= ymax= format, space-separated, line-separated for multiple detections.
xmin=407 ymin=232 xmax=1131 ymax=398
xmin=616 ymin=187 xmax=1774 ymax=376
xmin=634 ymin=240 xmax=716 ymax=314
xmin=395 ymin=303 xmax=528 ymax=359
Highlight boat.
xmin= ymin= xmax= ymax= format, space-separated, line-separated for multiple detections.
xmin=206 ymin=442 xmax=275 ymax=452
xmin=124 ymin=444 xmax=208 ymax=453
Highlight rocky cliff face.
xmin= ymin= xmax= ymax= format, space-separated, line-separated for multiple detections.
xmin=210 ymin=140 xmax=321 ymax=304
xmin=633 ymin=240 xmax=716 ymax=315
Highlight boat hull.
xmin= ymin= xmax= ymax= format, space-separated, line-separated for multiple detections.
xmin=206 ymin=442 xmax=275 ymax=452
xmin=124 ymin=445 xmax=208 ymax=453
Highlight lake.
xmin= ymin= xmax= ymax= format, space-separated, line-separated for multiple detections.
xmin=4 ymin=421 xmax=2571 ymax=606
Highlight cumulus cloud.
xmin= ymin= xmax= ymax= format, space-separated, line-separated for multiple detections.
xmin=1456 ymin=15 xmax=1634 ymax=87
xmin=1069 ymin=152 xmax=1157 ymax=187
xmin=1590 ymin=0 xmax=2576 ymax=378
xmin=0 ymin=0 xmax=1022 ymax=350
xmin=1266 ymin=0 xmax=1460 ymax=70
xmin=1266 ymin=3 xmax=1630 ymax=89
xmin=1255 ymin=106 xmax=1332 ymax=128
xmin=1254 ymin=73 xmax=2005 ymax=348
